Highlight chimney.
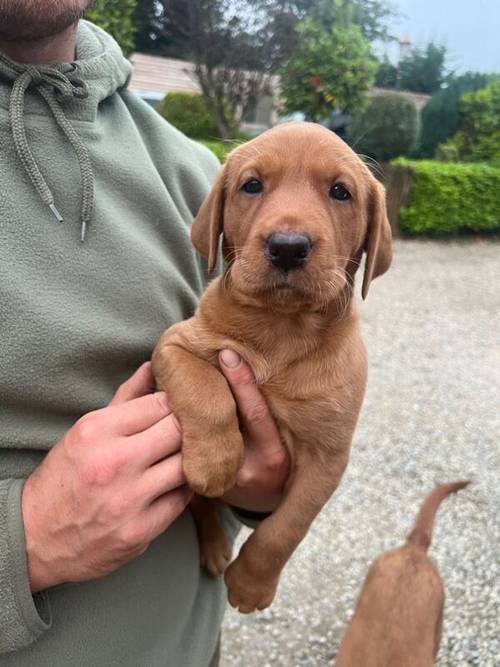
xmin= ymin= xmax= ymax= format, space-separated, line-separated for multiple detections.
xmin=399 ymin=34 xmax=412 ymax=61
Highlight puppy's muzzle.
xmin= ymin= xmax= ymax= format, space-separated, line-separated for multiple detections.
xmin=266 ymin=232 xmax=312 ymax=273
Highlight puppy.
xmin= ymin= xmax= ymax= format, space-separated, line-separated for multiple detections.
xmin=152 ymin=122 xmax=392 ymax=612
xmin=335 ymin=480 xmax=471 ymax=667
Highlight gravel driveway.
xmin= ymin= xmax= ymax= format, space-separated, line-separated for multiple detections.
xmin=221 ymin=239 xmax=500 ymax=667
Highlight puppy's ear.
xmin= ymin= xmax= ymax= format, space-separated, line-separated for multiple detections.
xmin=362 ymin=179 xmax=392 ymax=300
xmin=191 ymin=166 xmax=226 ymax=273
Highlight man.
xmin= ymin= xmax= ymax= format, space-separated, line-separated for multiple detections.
xmin=0 ymin=2 xmax=289 ymax=665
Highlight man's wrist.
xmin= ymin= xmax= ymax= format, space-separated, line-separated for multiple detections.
xmin=22 ymin=478 xmax=60 ymax=593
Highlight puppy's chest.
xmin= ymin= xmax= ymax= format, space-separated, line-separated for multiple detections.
xmin=191 ymin=319 xmax=365 ymax=450
xmin=260 ymin=374 xmax=350 ymax=452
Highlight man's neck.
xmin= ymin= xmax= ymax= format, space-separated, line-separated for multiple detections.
xmin=0 ymin=23 xmax=78 ymax=65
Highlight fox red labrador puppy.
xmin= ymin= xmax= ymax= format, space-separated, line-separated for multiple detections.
xmin=336 ymin=480 xmax=470 ymax=667
xmin=152 ymin=122 xmax=392 ymax=612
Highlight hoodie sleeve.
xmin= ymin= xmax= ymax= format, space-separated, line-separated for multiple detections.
xmin=0 ymin=478 xmax=51 ymax=654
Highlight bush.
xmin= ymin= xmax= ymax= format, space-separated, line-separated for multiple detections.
xmin=395 ymin=159 xmax=500 ymax=234
xmin=419 ymin=73 xmax=493 ymax=158
xmin=158 ymin=93 xmax=220 ymax=139
xmin=347 ymin=94 xmax=419 ymax=161
xmin=436 ymin=81 xmax=500 ymax=164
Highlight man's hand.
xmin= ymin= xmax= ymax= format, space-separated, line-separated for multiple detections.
xmin=218 ymin=350 xmax=290 ymax=513
xmin=22 ymin=363 xmax=191 ymax=593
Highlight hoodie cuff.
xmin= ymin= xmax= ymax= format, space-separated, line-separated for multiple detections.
xmin=229 ymin=505 xmax=273 ymax=529
xmin=0 ymin=478 xmax=51 ymax=655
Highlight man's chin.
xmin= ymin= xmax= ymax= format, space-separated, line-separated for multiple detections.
xmin=0 ymin=0 xmax=92 ymax=42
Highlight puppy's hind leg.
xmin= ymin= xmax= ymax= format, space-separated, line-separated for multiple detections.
xmin=190 ymin=495 xmax=232 ymax=578
xmin=224 ymin=444 xmax=350 ymax=613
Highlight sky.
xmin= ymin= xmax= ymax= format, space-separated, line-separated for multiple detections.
xmin=381 ymin=0 xmax=500 ymax=74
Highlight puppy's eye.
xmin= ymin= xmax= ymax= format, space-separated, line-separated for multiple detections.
xmin=241 ymin=179 xmax=263 ymax=194
xmin=329 ymin=183 xmax=351 ymax=201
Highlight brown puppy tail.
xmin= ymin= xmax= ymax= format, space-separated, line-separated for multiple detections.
xmin=406 ymin=480 xmax=471 ymax=552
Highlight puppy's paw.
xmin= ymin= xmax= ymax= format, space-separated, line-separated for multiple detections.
xmin=183 ymin=428 xmax=244 ymax=497
xmin=200 ymin=530 xmax=232 ymax=578
xmin=224 ymin=557 xmax=279 ymax=613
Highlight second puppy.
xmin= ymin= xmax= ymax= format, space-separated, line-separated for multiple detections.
xmin=335 ymin=480 xmax=470 ymax=667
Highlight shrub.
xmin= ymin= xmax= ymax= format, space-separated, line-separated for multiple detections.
xmin=347 ymin=94 xmax=419 ymax=161
xmin=436 ymin=81 xmax=500 ymax=164
xmin=158 ymin=93 xmax=220 ymax=139
xmin=419 ymin=72 xmax=493 ymax=158
xmin=395 ymin=159 xmax=500 ymax=234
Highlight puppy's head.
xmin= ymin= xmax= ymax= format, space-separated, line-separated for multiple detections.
xmin=192 ymin=122 xmax=392 ymax=307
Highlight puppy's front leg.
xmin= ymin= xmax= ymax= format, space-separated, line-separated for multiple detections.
xmin=152 ymin=338 xmax=244 ymax=497
xmin=224 ymin=444 xmax=349 ymax=613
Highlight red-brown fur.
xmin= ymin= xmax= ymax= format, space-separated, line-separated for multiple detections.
xmin=335 ymin=481 xmax=470 ymax=666
xmin=152 ymin=122 xmax=392 ymax=612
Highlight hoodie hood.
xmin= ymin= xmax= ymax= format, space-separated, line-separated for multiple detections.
xmin=0 ymin=20 xmax=132 ymax=240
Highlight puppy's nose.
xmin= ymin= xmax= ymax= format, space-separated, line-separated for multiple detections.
xmin=266 ymin=232 xmax=312 ymax=272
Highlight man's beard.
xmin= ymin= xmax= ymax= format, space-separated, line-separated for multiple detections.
xmin=0 ymin=0 xmax=94 ymax=42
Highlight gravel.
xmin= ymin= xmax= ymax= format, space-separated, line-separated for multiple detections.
xmin=220 ymin=238 xmax=500 ymax=667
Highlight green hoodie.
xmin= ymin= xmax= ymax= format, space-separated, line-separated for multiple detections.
xmin=0 ymin=20 xmax=236 ymax=666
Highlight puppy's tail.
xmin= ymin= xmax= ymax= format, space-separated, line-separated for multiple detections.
xmin=406 ymin=480 xmax=471 ymax=552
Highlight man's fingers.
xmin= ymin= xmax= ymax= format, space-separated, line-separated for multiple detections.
xmin=100 ymin=391 xmax=172 ymax=436
xmin=140 ymin=452 xmax=186 ymax=502
xmin=110 ymin=362 xmax=156 ymax=406
xmin=219 ymin=349 xmax=281 ymax=447
xmin=145 ymin=486 xmax=193 ymax=540
xmin=132 ymin=412 xmax=182 ymax=466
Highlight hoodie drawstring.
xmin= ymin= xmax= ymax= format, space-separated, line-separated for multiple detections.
xmin=0 ymin=53 xmax=95 ymax=241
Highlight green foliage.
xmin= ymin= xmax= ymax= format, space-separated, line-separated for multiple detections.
xmin=197 ymin=140 xmax=235 ymax=162
xmin=347 ymin=94 xmax=419 ymax=160
xmin=298 ymin=0 xmax=397 ymax=41
xmin=395 ymin=159 xmax=500 ymax=234
xmin=419 ymin=72 xmax=493 ymax=158
xmin=281 ymin=19 xmax=376 ymax=121
xmin=398 ymin=42 xmax=448 ymax=94
xmin=86 ymin=0 xmax=137 ymax=55
xmin=437 ymin=81 xmax=500 ymax=163
xmin=375 ymin=56 xmax=398 ymax=88
xmin=157 ymin=93 xmax=223 ymax=139
xmin=133 ymin=1 xmax=395 ymax=138
xmin=134 ymin=1 xmax=397 ymax=59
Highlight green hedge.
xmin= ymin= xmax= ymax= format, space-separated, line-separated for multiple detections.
xmin=197 ymin=139 xmax=235 ymax=162
xmin=198 ymin=137 xmax=252 ymax=163
xmin=396 ymin=160 xmax=500 ymax=234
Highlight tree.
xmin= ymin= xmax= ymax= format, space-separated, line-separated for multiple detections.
xmin=86 ymin=0 xmax=138 ymax=55
xmin=437 ymin=81 xmax=500 ymax=163
xmin=374 ymin=56 xmax=398 ymax=88
xmin=130 ymin=1 xmax=394 ymax=137
xmin=281 ymin=19 xmax=376 ymax=121
xmin=134 ymin=0 xmax=397 ymax=60
xmin=307 ymin=0 xmax=397 ymax=41
xmin=137 ymin=1 xmax=277 ymax=139
xmin=347 ymin=93 xmax=419 ymax=160
xmin=398 ymin=42 xmax=448 ymax=94
xmin=419 ymin=72 xmax=493 ymax=157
